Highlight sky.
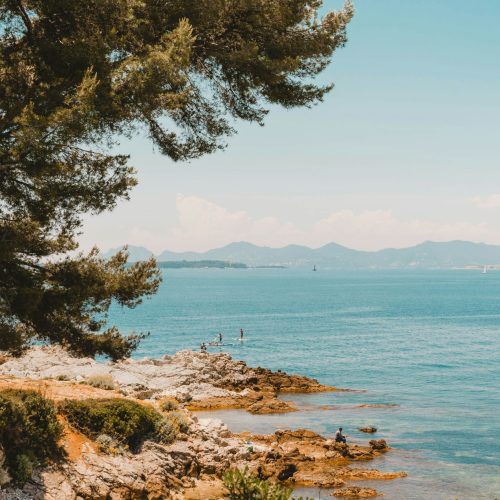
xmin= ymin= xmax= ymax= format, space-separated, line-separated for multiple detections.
xmin=79 ymin=0 xmax=500 ymax=254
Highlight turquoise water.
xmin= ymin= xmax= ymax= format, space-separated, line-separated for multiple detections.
xmin=108 ymin=269 xmax=500 ymax=499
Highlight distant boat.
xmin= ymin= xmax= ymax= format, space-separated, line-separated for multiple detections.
xmin=313 ymin=265 xmax=317 ymax=271
xmin=482 ymin=265 xmax=487 ymax=274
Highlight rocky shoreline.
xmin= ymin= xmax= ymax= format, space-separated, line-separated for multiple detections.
xmin=0 ymin=347 xmax=406 ymax=499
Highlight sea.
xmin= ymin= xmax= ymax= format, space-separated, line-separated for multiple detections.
xmin=108 ymin=268 xmax=500 ymax=499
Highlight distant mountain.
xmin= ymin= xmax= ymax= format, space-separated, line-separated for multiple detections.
xmin=102 ymin=245 xmax=154 ymax=262
xmin=103 ymin=240 xmax=500 ymax=269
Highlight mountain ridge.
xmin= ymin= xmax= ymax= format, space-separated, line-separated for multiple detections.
xmin=102 ymin=240 xmax=500 ymax=269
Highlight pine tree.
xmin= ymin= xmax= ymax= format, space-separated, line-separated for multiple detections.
xmin=0 ymin=0 xmax=353 ymax=359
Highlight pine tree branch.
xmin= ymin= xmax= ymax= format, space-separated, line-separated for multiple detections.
xmin=15 ymin=1 xmax=33 ymax=41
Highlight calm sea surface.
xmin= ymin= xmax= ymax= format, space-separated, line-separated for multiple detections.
xmin=108 ymin=269 xmax=500 ymax=499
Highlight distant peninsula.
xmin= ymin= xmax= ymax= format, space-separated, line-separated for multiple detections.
xmin=157 ymin=260 xmax=247 ymax=269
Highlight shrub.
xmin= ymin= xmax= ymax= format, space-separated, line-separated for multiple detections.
xmin=95 ymin=434 xmax=127 ymax=455
xmin=223 ymin=468 xmax=311 ymax=500
xmin=58 ymin=398 xmax=177 ymax=450
xmin=85 ymin=374 xmax=115 ymax=390
xmin=167 ymin=411 xmax=189 ymax=434
xmin=223 ymin=468 xmax=292 ymax=500
xmin=0 ymin=389 xmax=63 ymax=484
xmin=159 ymin=397 xmax=178 ymax=412
xmin=13 ymin=453 xmax=37 ymax=484
xmin=135 ymin=389 xmax=157 ymax=400
xmin=155 ymin=417 xmax=178 ymax=445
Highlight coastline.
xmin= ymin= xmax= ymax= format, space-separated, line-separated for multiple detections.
xmin=0 ymin=347 xmax=405 ymax=499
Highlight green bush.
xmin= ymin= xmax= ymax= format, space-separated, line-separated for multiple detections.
xmin=223 ymin=468 xmax=311 ymax=500
xmin=223 ymin=468 xmax=292 ymax=500
xmin=95 ymin=434 xmax=127 ymax=455
xmin=168 ymin=411 xmax=190 ymax=434
xmin=58 ymin=398 xmax=179 ymax=450
xmin=155 ymin=417 xmax=178 ymax=444
xmin=0 ymin=389 xmax=63 ymax=484
xmin=13 ymin=453 xmax=37 ymax=484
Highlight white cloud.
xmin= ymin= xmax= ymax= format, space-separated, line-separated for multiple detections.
xmin=169 ymin=195 xmax=302 ymax=251
xmin=470 ymin=194 xmax=500 ymax=209
xmin=167 ymin=195 xmax=492 ymax=252
xmin=312 ymin=209 xmax=489 ymax=250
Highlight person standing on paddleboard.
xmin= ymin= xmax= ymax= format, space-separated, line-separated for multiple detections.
xmin=240 ymin=328 xmax=244 ymax=340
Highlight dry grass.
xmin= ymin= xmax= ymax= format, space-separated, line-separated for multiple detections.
xmin=84 ymin=374 xmax=116 ymax=390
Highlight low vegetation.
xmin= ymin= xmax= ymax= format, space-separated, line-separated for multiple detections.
xmin=84 ymin=374 xmax=116 ymax=390
xmin=223 ymin=468 xmax=311 ymax=500
xmin=58 ymin=398 xmax=187 ymax=451
xmin=95 ymin=434 xmax=127 ymax=455
xmin=159 ymin=397 xmax=179 ymax=412
xmin=0 ymin=389 xmax=63 ymax=483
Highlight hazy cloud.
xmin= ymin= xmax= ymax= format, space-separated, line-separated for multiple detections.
xmin=166 ymin=195 xmax=491 ymax=252
xmin=170 ymin=195 xmax=302 ymax=250
xmin=470 ymin=194 xmax=500 ymax=209
xmin=312 ymin=209 xmax=489 ymax=250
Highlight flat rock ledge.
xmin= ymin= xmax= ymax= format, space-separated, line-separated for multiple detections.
xmin=0 ymin=346 xmax=337 ymax=414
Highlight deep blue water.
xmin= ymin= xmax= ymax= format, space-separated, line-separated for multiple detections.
xmin=108 ymin=269 xmax=500 ymax=499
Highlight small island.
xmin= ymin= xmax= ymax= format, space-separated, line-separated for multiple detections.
xmin=157 ymin=260 xmax=247 ymax=269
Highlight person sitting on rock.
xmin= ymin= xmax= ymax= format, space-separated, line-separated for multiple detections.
xmin=200 ymin=342 xmax=207 ymax=353
xmin=335 ymin=427 xmax=346 ymax=443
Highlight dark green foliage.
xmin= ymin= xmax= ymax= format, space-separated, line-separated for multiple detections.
xmin=58 ymin=398 xmax=179 ymax=449
xmin=0 ymin=0 xmax=352 ymax=359
xmin=223 ymin=468 xmax=292 ymax=499
xmin=58 ymin=398 xmax=159 ymax=449
xmin=0 ymin=389 xmax=63 ymax=483
xmin=223 ymin=467 xmax=312 ymax=500
xmin=154 ymin=416 xmax=178 ymax=445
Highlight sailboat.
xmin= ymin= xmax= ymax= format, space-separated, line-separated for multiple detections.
xmin=313 ymin=265 xmax=317 ymax=272
xmin=482 ymin=265 xmax=487 ymax=274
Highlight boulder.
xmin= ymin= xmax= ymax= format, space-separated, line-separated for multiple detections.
xmin=369 ymin=439 xmax=388 ymax=451
xmin=359 ymin=427 xmax=377 ymax=433
xmin=277 ymin=463 xmax=297 ymax=481
xmin=333 ymin=486 xmax=379 ymax=497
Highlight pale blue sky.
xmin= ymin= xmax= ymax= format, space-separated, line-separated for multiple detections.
xmin=81 ymin=0 xmax=500 ymax=253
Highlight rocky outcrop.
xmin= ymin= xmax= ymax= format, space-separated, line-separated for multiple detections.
xmin=235 ymin=428 xmax=405 ymax=490
xmin=0 ymin=347 xmax=406 ymax=499
xmin=369 ymin=439 xmax=388 ymax=451
xmin=0 ymin=347 xmax=336 ymax=414
xmin=1 ymin=412 xmax=250 ymax=499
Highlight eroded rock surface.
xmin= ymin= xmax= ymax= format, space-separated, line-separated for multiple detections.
xmin=1 ymin=413 xmax=249 ymax=499
xmin=235 ymin=428 xmax=405 ymax=490
xmin=333 ymin=486 xmax=380 ymax=498
xmin=0 ymin=347 xmax=335 ymax=414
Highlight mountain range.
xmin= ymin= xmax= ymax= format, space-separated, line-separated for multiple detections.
xmin=102 ymin=241 xmax=500 ymax=269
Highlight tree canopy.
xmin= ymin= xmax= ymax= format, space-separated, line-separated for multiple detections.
xmin=0 ymin=0 xmax=353 ymax=359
